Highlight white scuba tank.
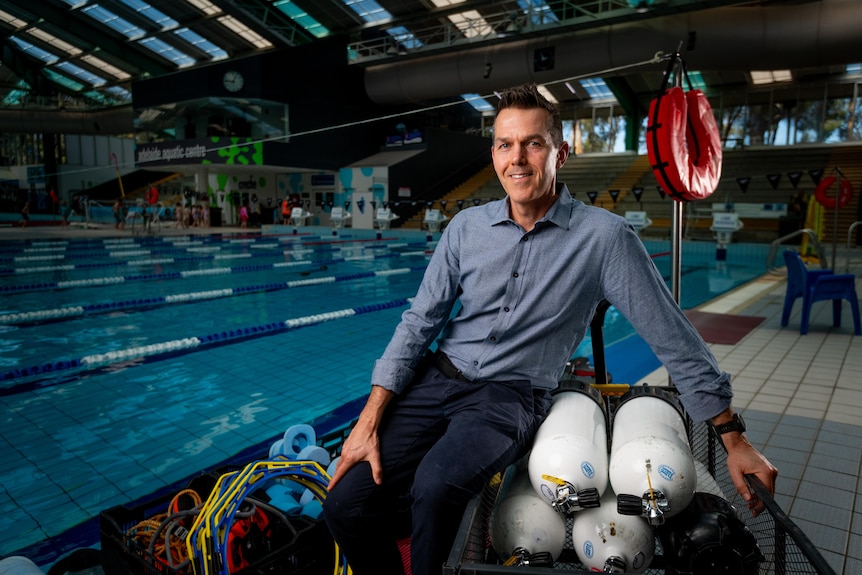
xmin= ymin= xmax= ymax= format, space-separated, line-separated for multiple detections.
xmin=527 ymin=380 xmax=607 ymax=514
xmin=571 ymin=489 xmax=656 ymax=574
xmin=489 ymin=463 xmax=568 ymax=566
xmin=610 ymin=386 xmax=697 ymax=525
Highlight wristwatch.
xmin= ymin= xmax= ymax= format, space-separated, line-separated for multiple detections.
xmin=712 ymin=413 xmax=746 ymax=435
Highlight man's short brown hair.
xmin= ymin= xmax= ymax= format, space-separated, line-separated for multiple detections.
xmin=495 ymin=83 xmax=564 ymax=147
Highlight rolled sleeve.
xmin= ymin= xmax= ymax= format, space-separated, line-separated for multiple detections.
xmin=372 ymin=358 xmax=419 ymax=395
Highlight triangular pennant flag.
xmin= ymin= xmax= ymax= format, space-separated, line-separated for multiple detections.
xmin=766 ymin=174 xmax=781 ymax=190
xmin=586 ymin=191 xmax=599 ymax=205
xmin=609 ymin=189 xmax=620 ymax=203
xmin=736 ymin=177 xmax=751 ymax=193
xmin=788 ymin=171 xmax=802 ymax=188
xmin=808 ymin=169 xmax=824 ymax=186
xmin=632 ymin=187 xmax=644 ymax=202
xmin=657 ymin=185 xmax=666 ymax=199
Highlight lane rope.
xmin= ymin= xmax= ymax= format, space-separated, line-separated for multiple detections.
xmin=0 ymin=297 xmax=413 ymax=385
xmin=0 ymin=266 xmax=424 ymax=325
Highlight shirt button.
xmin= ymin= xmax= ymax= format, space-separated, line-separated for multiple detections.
xmin=504 ymin=307 xmax=510 ymax=312
xmin=513 ymin=272 xmax=519 ymax=277
xmin=490 ymin=336 xmax=497 ymax=342
xmin=521 ymin=235 xmax=528 ymax=242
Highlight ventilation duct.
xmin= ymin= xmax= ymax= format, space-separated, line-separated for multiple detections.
xmin=364 ymin=0 xmax=862 ymax=105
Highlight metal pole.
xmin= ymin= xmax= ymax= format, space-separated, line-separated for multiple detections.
xmin=670 ymin=54 xmax=684 ymax=305
xmin=832 ymin=203 xmax=839 ymax=271
xmin=832 ymin=166 xmax=844 ymax=271
xmin=671 ymin=200 xmax=684 ymax=304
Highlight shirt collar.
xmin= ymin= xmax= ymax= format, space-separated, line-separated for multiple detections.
xmin=492 ymin=182 xmax=574 ymax=230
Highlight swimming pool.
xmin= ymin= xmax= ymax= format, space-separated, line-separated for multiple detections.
xmin=0 ymin=228 xmax=769 ymax=562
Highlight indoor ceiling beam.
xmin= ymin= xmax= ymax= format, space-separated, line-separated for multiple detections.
xmin=13 ymin=0 xmax=174 ymax=78
xmin=347 ymin=0 xmax=753 ymax=65
xmin=227 ymin=0 xmax=318 ymax=46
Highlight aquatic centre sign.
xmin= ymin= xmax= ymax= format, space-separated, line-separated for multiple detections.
xmin=135 ymin=137 xmax=264 ymax=168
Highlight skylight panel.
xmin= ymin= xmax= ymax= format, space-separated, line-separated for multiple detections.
xmin=750 ymin=70 xmax=792 ymax=85
xmin=386 ymin=25 xmax=422 ymax=50
xmin=0 ymin=9 xmax=29 ymax=29
xmin=217 ymin=15 xmax=273 ymax=49
xmin=138 ymin=36 xmax=196 ymax=67
xmin=81 ymin=4 xmax=146 ymax=40
xmin=667 ymin=69 xmax=708 ymax=91
xmin=80 ymin=54 xmax=133 ymax=80
xmin=84 ymin=89 xmax=131 ymax=105
xmin=343 ymin=0 xmax=391 ymax=25
xmin=3 ymin=89 xmax=28 ymax=106
xmin=580 ymin=77 xmax=613 ymax=99
xmin=104 ymin=85 xmax=133 ymax=101
xmin=461 ymin=93 xmax=494 ymax=112
xmin=183 ymin=0 xmax=222 ymax=17
xmin=447 ymin=10 xmax=493 ymax=39
xmin=516 ymin=0 xmax=558 ymax=25
xmin=685 ymin=70 xmax=707 ymax=91
xmin=273 ymin=1 xmax=329 ymax=38
xmin=119 ymin=0 xmax=179 ymax=30
xmin=174 ymin=27 xmax=228 ymax=60
xmin=55 ymin=60 xmax=108 ymax=86
xmin=27 ymin=28 xmax=83 ymax=57
xmin=3 ymin=80 xmax=31 ymax=106
xmin=429 ymin=0 xmax=494 ymax=38
xmin=8 ymin=37 xmax=59 ymax=64
xmin=43 ymin=68 xmax=85 ymax=91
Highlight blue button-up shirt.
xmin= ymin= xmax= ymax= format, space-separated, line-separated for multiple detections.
xmin=372 ymin=184 xmax=732 ymax=422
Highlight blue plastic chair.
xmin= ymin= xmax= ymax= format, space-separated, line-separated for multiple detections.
xmin=781 ymin=250 xmax=861 ymax=335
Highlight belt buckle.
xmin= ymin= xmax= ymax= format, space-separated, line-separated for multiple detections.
xmin=436 ymin=351 xmax=469 ymax=382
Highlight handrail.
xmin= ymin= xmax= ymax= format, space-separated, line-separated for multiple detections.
xmin=766 ymin=229 xmax=827 ymax=273
xmin=846 ymin=221 xmax=862 ymax=273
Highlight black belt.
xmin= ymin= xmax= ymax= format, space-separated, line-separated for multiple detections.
xmin=432 ymin=350 xmax=472 ymax=382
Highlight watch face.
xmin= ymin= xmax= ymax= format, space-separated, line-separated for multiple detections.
xmin=223 ymin=71 xmax=244 ymax=92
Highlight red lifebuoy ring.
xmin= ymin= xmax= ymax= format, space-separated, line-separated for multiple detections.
xmin=647 ymin=87 xmax=722 ymax=202
xmin=814 ymin=176 xmax=852 ymax=209
xmin=146 ymin=186 xmax=159 ymax=205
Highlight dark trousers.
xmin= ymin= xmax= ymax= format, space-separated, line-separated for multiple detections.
xmin=323 ymin=359 xmax=552 ymax=575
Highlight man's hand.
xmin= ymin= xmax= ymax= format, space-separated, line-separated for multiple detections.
xmin=723 ymin=432 xmax=778 ymax=515
xmin=328 ymin=417 xmax=383 ymax=490
xmin=327 ymin=385 xmax=394 ymax=491
xmin=710 ymin=409 xmax=778 ymax=515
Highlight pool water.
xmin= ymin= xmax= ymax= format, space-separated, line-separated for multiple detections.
xmin=0 ymin=229 xmax=769 ymax=561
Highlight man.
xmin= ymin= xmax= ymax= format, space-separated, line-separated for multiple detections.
xmin=323 ymin=84 xmax=777 ymax=575
xmin=113 ymin=198 xmax=124 ymax=230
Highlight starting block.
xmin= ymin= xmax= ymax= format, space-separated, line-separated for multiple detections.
xmin=624 ymin=211 xmax=653 ymax=235
xmin=710 ymin=212 xmax=744 ymax=260
xmin=375 ymin=208 xmax=399 ymax=237
xmin=423 ymin=209 xmax=448 ymax=239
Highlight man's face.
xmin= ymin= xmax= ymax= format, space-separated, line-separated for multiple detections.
xmin=491 ymin=107 xmax=569 ymax=210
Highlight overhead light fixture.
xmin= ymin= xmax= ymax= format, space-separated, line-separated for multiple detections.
xmin=627 ymin=0 xmax=665 ymax=13
xmin=750 ymin=70 xmax=793 ymax=85
xmin=627 ymin=0 xmax=652 ymax=13
xmin=537 ymin=84 xmax=558 ymax=104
